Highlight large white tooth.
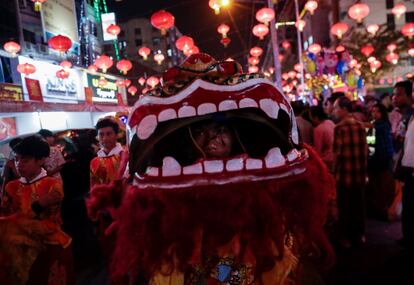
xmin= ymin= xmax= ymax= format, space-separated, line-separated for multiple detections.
xmin=239 ymin=98 xmax=258 ymax=108
xmin=183 ymin=162 xmax=203 ymax=175
xmin=287 ymin=149 xmax=300 ymax=162
xmin=259 ymin=99 xmax=280 ymax=119
xmin=158 ymin=109 xmax=177 ymax=122
xmin=146 ymin=167 xmax=159 ymax=177
xmin=291 ymin=116 xmax=299 ymax=144
xmin=137 ymin=115 xmax=157 ymax=140
xmin=265 ymin=147 xmax=286 ymax=168
xmin=204 ymin=160 xmax=224 ymax=173
xmin=219 ymin=100 xmax=237 ymax=111
xmin=162 ymin=157 xmax=181 ymax=176
xmin=280 ymin=103 xmax=289 ymax=114
xmin=197 ymin=103 xmax=217 ymax=115
xmin=178 ymin=106 xmax=196 ymax=118
xmin=245 ymin=158 xmax=263 ymax=170
xmin=226 ymin=157 xmax=244 ymax=171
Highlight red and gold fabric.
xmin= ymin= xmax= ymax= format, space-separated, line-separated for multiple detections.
xmin=90 ymin=152 xmax=124 ymax=188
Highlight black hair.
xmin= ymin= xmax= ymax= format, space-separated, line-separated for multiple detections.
xmin=38 ymin=129 xmax=54 ymax=138
xmin=14 ymin=135 xmax=50 ymax=160
xmin=395 ymin=80 xmax=413 ymax=98
xmin=328 ymin=92 xmax=345 ymax=103
xmin=310 ymin=106 xmax=328 ymax=120
xmin=373 ymin=103 xmax=389 ymax=121
xmin=291 ymin=100 xmax=305 ymax=116
xmin=96 ymin=118 xmax=119 ymax=134
xmin=9 ymin=137 xmax=23 ymax=151
xmin=336 ymin=96 xmax=352 ymax=112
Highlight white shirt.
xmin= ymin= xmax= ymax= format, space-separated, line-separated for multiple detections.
xmin=97 ymin=143 xmax=124 ymax=158
xmin=19 ymin=168 xmax=47 ymax=184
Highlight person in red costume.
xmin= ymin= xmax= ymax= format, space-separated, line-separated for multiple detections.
xmin=88 ymin=54 xmax=335 ymax=285
xmin=0 ymin=135 xmax=73 ymax=285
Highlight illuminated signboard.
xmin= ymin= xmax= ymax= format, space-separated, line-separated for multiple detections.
xmin=0 ymin=83 xmax=23 ymax=101
xmin=101 ymin=13 xmax=117 ymax=42
xmin=18 ymin=56 xmax=84 ymax=103
xmin=87 ymin=73 xmax=118 ymax=104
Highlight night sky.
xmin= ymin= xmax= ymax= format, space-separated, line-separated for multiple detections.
xmin=107 ymin=0 xmax=291 ymax=65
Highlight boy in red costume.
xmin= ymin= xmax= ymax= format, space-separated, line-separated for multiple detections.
xmin=0 ymin=135 xmax=72 ymax=285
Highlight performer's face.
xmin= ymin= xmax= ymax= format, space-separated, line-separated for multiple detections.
xmin=15 ymin=155 xmax=44 ymax=180
xmin=98 ymin=126 xmax=117 ymax=151
xmin=192 ymin=123 xmax=234 ymax=158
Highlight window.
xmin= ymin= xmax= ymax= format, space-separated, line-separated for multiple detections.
xmin=134 ymin=28 xmax=141 ymax=35
xmin=406 ymin=12 xmax=414 ymax=23
xmin=152 ymin=37 xmax=161 ymax=46
xmin=23 ymin=29 xmax=36 ymax=44
xmin=387 ymin=14 xmax=395 ymax=30
xmin=386 ymin=0 xmax=394 ymax=9
xmin=135 ymin=39 xmax=142 ymax=46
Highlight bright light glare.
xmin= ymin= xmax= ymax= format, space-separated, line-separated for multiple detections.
xmin=220 ymin=0 xmax=230 ymax=7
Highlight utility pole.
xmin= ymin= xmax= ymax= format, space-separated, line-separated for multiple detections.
xmin=267 ymin=0 xmax=282 ymax=89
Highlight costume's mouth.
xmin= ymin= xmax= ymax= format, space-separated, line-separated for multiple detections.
xmin=128 ymin=79 xmax=305 ymax=189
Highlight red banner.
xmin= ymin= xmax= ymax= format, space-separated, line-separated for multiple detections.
xmin=0 ymin=83 xmax=23 ymax=101
xmin=84 ymin=87 xmax=93 ymax=104
xmin=25 ymin=78 xmax=43 ymax=102
xmin=116 ymin=92 xmax=124 ymax=106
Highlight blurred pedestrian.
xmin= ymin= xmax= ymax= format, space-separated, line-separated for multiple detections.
xmin=333 ymin=97 xmax=368 ymax=248
xmin=1 ymin=138 xmax=22 ymax=199
xmin=38 ymin=129 xmax=66 ymax=181
xmin=291 ymin=101 xmax=313 ymax=145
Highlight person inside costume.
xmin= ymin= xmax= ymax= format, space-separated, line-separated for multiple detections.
xmin=0 ymin=135 xmax=72 ymax=285
xmin=88 ymin=53 xmax=335 ymax=285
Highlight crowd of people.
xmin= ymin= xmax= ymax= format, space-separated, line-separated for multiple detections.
xmin=0 ymin=78 xmax=413 ymax=284
xmin=293 ymin=80 xmax=414 ymax=250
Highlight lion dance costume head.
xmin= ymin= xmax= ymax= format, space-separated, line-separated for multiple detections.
xmin=108 ymin=54 xmax=334 ymax=284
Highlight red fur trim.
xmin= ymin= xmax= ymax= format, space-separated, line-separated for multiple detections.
xmin=86 ymin=181 xmax=123 ymax=221
xmin=111 ymin=146 xmax=335 ymax=281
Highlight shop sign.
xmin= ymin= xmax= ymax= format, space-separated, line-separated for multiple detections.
xmin=0 ymin=83 xmax=23 ymax=101
xmin=25 ymin=78 xmax=43 ymax=102
xmin=87 ymin=74 xmax=118 ymax=104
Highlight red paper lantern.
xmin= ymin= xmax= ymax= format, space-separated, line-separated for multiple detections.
xmin=250 ymin=46 xmax=263 ymax=57
xmin=217 ymin=24 xmax=230 ymax=38
xmin=56 ymin=69 xmax=69 ymax=79
xmin=17 ymin=63 xmax=36 ymax=76
xmin=401 ymin=23 xmax=414 ymax=38
xmin=220 ymin=37 xmax=231 ymax=47
xmin=31 ymin=0 xmax=47 ymax=11
xmin=252 ymin=24 xmax=269 ymax=40
xmin=248 ymin=66 xmax=259 ymax=73
xmin=295 ymin=20 xmax=306 ymax=32
xmin=386 ymin=53 xmax=399 ymax=65
xmin=128 ymin=86 xmax=138 ymax=96
xmin=348 ymin=3 xmax=370 ymax=23
xmin=330 ymin=22 xmax=348 ymax=39
xmin=185 ymin=46 xmax=200 ymax=56
xmin=138 ymin=46 xmax=151 ymax=60
xmin=248 ymin=57 xmax=260 ymax=66
xmin=370 ymin=60 xmax=381 ymax=73
xmin=367 ymin=56 xmax=376 ymax=64
xmin=147 ymin=76 xmax=160 ymax=88
xmin=387 ymin=43 xmax=397 ymax=53
xmin=138 ymin=77 xmax=146 ymax=86
xmin=3 ymin=41 xmax=21 ymax=57
xmin=124 ymin=79 xmax=131 ymax=87
xmin=256 ymin=8 xmax=275 ymax=25
xmin=60 ymin=60 xmax=72 ymax=69
xmin=209 ymin=0 xmax=221 ymax=14
xmin=106 ymin=24 xmax=121 ymax=37
xmin=409 ymin=48 xmax=414 ymax=57
xmin=392 ymin=3 xmax=406 ymax=19
xmin=176 ymin=36 xmax=194 ymax=51
xmin=336 ymin=45 xmax=346 ymax=52
xmin=360 ymin=44 xmax=374 ymax=57
xmin=151 ymin=10 xmax=175 ymax=35
xmin=366 ymin=24 xmax=379 ymax=36
xmin=282 ymin=40 xmax=291 ymax=50
xmin=48 ymin=35 xmax=72 ymax=54
xmin=304 ymin=0 xmax=318 ymax=15
xmin=116 ymin=59 xmax=133 ymax=75
xmin=154 ymin=53 xmax=165 ymax=65
xmin=278 ymin=54 xmax=284 ymax=62
xmin=98 ymin=76 xmax=108 ymax=87
xmin=88 ymin=65 xmax=98 ymax=72
xmin=308 ymin=43 xmax=321 ymax=54
xmin=116 ymin=79 xmax=126 ymax=87
xmin=294 ymin=63 xmax=303 ymax=72
xmin=95 ymin=55 xmax=113 ymax=73
xmin=269 ymin=67 xmax=275 ymax=74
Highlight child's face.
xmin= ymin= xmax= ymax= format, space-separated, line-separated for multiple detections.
xmin=98 ymin=126 xmax=118 ymax=151
xmin=15 ymin=155 xmax=45 ymax=179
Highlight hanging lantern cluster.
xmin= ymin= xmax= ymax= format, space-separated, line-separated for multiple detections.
xmin=150 ymin=10 xmax=175 ymax=35
xmin=3 ymin=41 xmax=21 ymax=57
xmin=48 ymin=35 xmax=72 ymax=54
xmin=32 ymin=0 xmax=47 ymax=12
xmin=17 ymin=63 xmax=36 ymax=76
xmin=217 ymin=24 xmax=231 ymax=48
xmin=330 ymin=22 xmax=348 ymax=39
xmin=304 ymin=1 xmax=318 ymax=15
xmin=348 ymin=3 xmax=370 ymax=23
xmin=116 ymin=59 xmax=133 ymax=74
xmin=252 ymin=24 xmax=269 ymax=40
xmin=255 ymin=8 xmax=275 ymax=26
xmin=176 ymin=36 xmax=195 ymax=54
xmin=95 ymin=55 xmax=113 ymax=73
